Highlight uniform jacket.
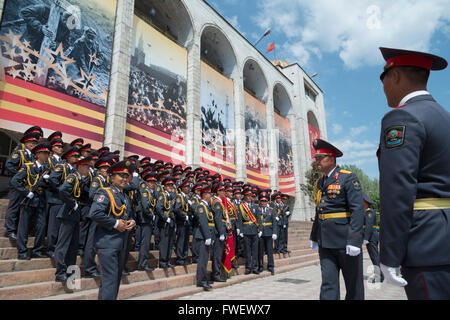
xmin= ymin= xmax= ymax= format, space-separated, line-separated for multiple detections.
xmin=194 ymin=200 xmax=215 ymax=240
xmin=6 ymin=149 xmax=34 ymax=175
xmin=155 ymin=189 xmax=175 ymax=228
xmin=257 ymin=205 xmax=278 ymax=237
xmin=139 ymin=186 xmax=156 ymax=225
xmin=211 ymin=196 xmax=227 ymax=237
xmin=47 ymin=162 xmax=75 ymax=204
xmin=174 ymin=192 xmax=190 ymax=225
xmin=363 ymin=208 xmax=376 ymax=242
xmin=87 ymin=185 xmax=134 ymax=250
xmin=10 ymin=161 xmax=49 ymax=208
xmin=309 ymin=166 xmax=364 ymax=249
xmin=378 ymin=94 xmax=450 ymax=267
xmin=57 ymin=172 xmax=85 ymax=222
xmin=238 ymin=202 xmax=262 ymax=236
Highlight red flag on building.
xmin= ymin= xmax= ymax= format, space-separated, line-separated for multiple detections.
xmin=266 ymin=42 xmax=275 ymax=53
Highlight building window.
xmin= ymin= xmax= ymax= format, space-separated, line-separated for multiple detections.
xmin=304 ymin=83 xmax=317 ymax=102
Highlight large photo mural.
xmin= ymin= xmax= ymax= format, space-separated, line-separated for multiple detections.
xmin=244 ymin=92 xmax=269 ymax=188
xmin=0 ymin=0 xmax=117 ymax=146
xmin=125 ymin=14 xmax=187 ymax=163
xmin=200 ymin=61 xmax=235 ymax=179
xmin=275 ymin=113 xmax=295 ymax=195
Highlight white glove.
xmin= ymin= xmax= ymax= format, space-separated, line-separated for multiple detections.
xmin=219 ymin=235 xmax=225 ymax=241
xmin=258 ymin=231 xmax=262 ymax=238
xmin=240 ymin=233 xmax=244 ymax=238
xmin=283 ymin=225 xmax=286 ymax=229
xmin=43 ymin=174 xmax=50 ymax=180
xmin=380 ymin=263 xmax=408 ymax=287
xmin=310 ymin=240 xmax=318 ymax=251
xmin=286 ymin=211 xmax=290 ymax=216
xmin=236 ymin=229 xmax=240 ymax=234
xmin=133 ymin=172 xmax=139 ymax=177
xmin=205 ymin=238 xmax=212 ymax=246
xmin=346 ymin=245 xmax=361 ymax=256
xmin=166 ymin=218 xmax=171 ymax=224
xmin=185 ymin=215 xmax=189 ymax=221
xmin=74 ymin=203 xmax=79 ymax=211
xmin=363 ymin=240 xmax=369 ymax=245
xmin=188 ymin=200 xmax=192 ymax=206
xmin=275 ymin=217 xmax=280 ymax=221
xmin=26 ymin=192 xmax=34 ymax=199
xmin=153 ymin=215 xmax=156 ymax=221
xmin=272 ymin=234 xmax=277 ymax=240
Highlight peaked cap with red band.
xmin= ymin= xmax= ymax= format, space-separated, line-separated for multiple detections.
xmin=379 ymin=47 xmax=447 ymax=81
xmin=25 ymin=126 xmax=43 ymax=137
xmin=76 ymin=156 xmax=93 ymax=167
xmin=110 ymin=160 xmax=132 ymax=175
xmin=62 ymin=147 xmax=79 ymax=160
xmin=20 ymin=132 xmax=40 ymax=144
xmin=313 ymin=138 xmax=343 ymax=158
xmin=32 ymin=143 xmax=51 ymax=155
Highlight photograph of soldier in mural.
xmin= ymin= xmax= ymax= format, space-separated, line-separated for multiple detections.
xmin=245 ymin=107 xmax=268 ymax=171
xmin=127 ymin=38 xmax=187 ymax=141
xmin=201 ymin=95 xmax=235 ymax=163
xmin=278 ymin=134 xmax=294 ymax=176
xmin=0 ymin=0 xmax=116 ymax=107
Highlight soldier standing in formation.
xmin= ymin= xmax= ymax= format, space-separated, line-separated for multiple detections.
xmin=257 ymin=192 xmax=277 ymax=275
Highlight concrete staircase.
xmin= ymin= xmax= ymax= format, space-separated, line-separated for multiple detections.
xmin=0 ymin=199 xmax=319 ymax=300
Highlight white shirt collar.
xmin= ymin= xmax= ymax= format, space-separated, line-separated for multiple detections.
xmin=53 ymin=154 xmax=61 ymax=161
xmin=67 ymin=163 xmax=73 ymax=170
xmin=35 ymin=161 xmax=42 ymax=168
xmin=399 ymin=90 xmax=430 ymax=107
xmin=326 ymin=166 xmax=337 ymax=178
xmin=201 ymin=199 xmax=208 ymax=205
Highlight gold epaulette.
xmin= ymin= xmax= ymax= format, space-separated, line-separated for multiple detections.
xmin=340 ymin=170 xmax=352 ymax=174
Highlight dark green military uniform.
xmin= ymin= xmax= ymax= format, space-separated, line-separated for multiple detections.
xmin=195 ymin=197 xmax=214 ymax=289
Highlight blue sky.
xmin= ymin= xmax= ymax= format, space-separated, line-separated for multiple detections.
xmin=205 ymin=0 xmax=450 ymax=179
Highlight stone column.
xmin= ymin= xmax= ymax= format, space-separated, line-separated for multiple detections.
xmin=103 ymin=0 xmax=135 ymax=156
xmin=0 ymin=0 xmax=5 ymax=20
xmin=232 ymin=72 xmax=246 ymax=181
xmin=266 ymin=93 xmax=279 ymax=192
xmin=185 ymin=36 xmax=202 ymax=168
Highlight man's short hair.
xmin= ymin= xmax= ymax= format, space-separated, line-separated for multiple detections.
xmin=398 ymin=66 xmax=430 ymax=85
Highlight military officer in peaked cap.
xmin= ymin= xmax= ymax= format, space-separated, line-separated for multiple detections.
xmin=377 ymin=47 xmax=450 ymax=299
xmin=87 ymin=160 xmax=136 ymax=300
xmin=310 ymin=139 xmax=365 ymax=300
xmin=70 ymin=138 xmax=84 ymax=148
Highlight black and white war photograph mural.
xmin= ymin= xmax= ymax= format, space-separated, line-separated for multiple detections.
xmin=127 ymin=14 xmax=187 ymax=141
xmin=0 ymin=0 xmax=117 ymax=106
xmin=200 ymin=61 xmax=235 ymax=165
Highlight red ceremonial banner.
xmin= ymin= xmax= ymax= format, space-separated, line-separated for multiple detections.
xmin=222 ymin=228 xmax=235 ymax=274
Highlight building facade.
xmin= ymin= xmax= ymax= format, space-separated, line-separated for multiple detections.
xmin=0 ymin=0 xmax=327 ymax=220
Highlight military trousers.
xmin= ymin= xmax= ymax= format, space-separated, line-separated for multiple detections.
xmin=97 ymin=247 xmax=126 ymax=300
xmin=196 ymin=239 xmax=211 ymax=286
xmin=211 ymin=233 xmax=225 ymax=278
xmin=4 ymin=189 xmax=21 ymax=235
xmin=17 ymin=204 xmax=46 ymax=256
xmin=78 ymin=205 xmax=92 ymax=253
xmin=46 ymin=203 xmax=63 ymax=257
xmin=191 ymin=226 xmax=200 ymax=262
xmin=318 ymin=246 xmax=365 ymax=300
xmin=159 ymin=223 xmax=175 ymax=266
xmin=55 ymin=218 xmax=80 ymax=276
xmin=175 ymin=222 xmax=190 ymax=263
xmin=137 ymin=223 xmax=153 ymax=269
xmin=244 ymin=234 xmax=259 ymax=272
xmin=83 ymin=220 xmax=98 ymax=275
xmin=258 ymin=236 xmax=274 ymax=271
xmin=401 ymin=265 xmax=450 ymax=300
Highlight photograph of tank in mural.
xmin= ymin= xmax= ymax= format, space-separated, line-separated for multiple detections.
xmin=0 ymin=0 xmax=117 ymax=107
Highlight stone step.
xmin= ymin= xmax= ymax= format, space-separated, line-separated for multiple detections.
xmin=0 ymin=247 xmax=314 ymax=287
xmin=130 ymin=259 xmax=320 ymax=300
xmin=0 ymin=237 xmax=311 ymax=259
xmin=38 ymin=254 xmax=318 ymax=300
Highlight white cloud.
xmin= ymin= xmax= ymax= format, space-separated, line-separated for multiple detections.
xmin=331 ymin=123 xmax=343 ymax=135
xmin=350 ymin=125 xmax=368 ymax=136
xmin=253 ymin=0 xmax=450 ymax=68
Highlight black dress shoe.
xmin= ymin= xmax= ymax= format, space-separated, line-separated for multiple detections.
xmin=31 ymin=252 xmax=47 ymax=259
xmin=167 ymin=263 xmax=175 ymax=268
xmin=55 ymin=274 xmax=68 ymax=282
xmin=244 ymin=269 xmax=251 ymax=275
xmin=138 ymin=265 xmax=155 ymax=272
xmin=122 ymin=269 xmax=130 ymax=276
xmin=213 ymin=277 xmax=226 ymax=282
xmin=84 ymin=271 xmax=101 ymax=279
xmin=253 ymin=270 xmax=260 ymax=275
xmin=78 ymin=249 xmax=84 ymax=257
xmin=18 ymin=254 xmax=30 ymax=260
xmin=159 ymin=263 xmax=168 ymax=269
xmin=268 ymin=269 xmax=275 ymax=275
xmin=5 ymin=232 xmax=17 ymax=240
xmin=175 ymin=260 xmax=185 ymax=266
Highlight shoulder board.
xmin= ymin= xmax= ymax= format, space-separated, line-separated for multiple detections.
xmin=340 ymin=170 xmax=352 ymax=174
